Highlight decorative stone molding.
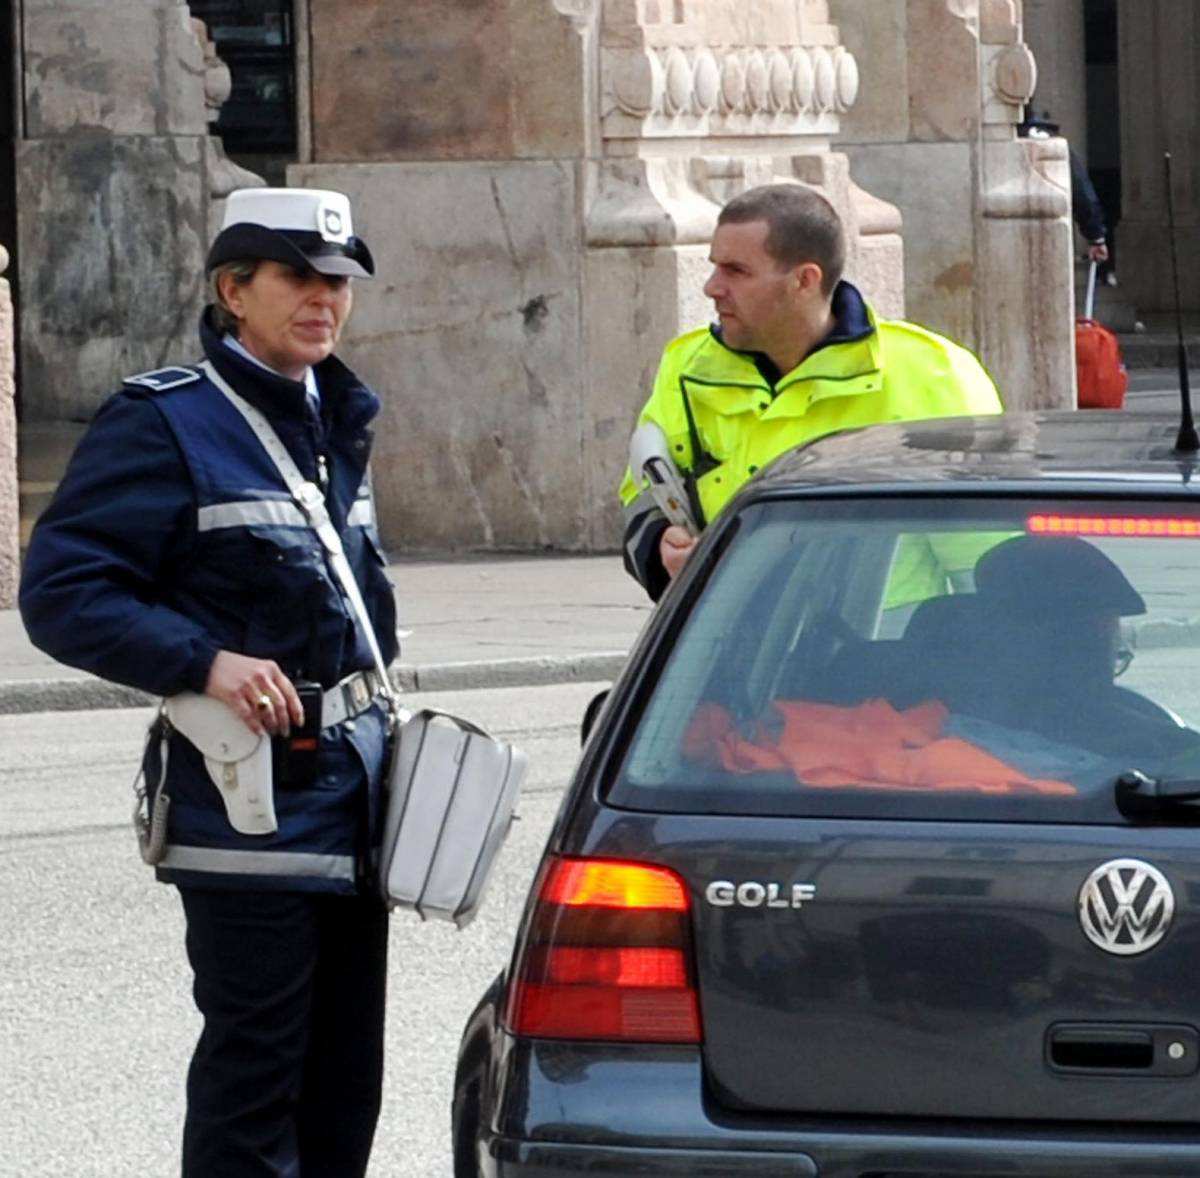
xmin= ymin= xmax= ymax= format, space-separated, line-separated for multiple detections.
xmin=603 ymin=42 xmax=857 ymax=139
xmin=585 ymin=156 xmax=719 ymax=247
xmin=598 ymin=1 xmax=858 ymax=143
xmin=982 ymin=135 xmax=1070 ymax=221
xmin=587 ymin=1 xmax=898 ymax=314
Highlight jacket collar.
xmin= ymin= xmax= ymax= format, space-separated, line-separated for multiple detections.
xmin=707 ymin=280 xmax=878 ymax=388
xmin=198 ymin=308 xmax=380 ymax=433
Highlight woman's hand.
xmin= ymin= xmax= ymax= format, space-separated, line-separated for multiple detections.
xmin=205 ymin=650 xmax=306 ymax=736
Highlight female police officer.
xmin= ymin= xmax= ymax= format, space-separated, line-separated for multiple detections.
xmin=20 ymin=188 xmax=396 ymax=1177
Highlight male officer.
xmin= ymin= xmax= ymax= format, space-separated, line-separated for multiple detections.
xmin=20 ymin=188 xmax=395 ymax=1177
xmin=620 ymin=183 xmax=1002 ymax=600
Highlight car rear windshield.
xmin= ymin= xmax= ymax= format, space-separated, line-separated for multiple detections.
xmin=611 ymin=496 xmax=1200 ymax=822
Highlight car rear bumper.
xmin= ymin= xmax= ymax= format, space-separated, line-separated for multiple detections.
xmin=489 ymin=1140 xmax=814 ymax=1176
xmin=487 ymin=1037 xmax=1200 ymax=1176
xmin=486 ymin=1132 xmax=1200 ymax=1177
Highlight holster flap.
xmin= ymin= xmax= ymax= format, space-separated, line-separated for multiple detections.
xmin=165 ymin=693 xmax=262 ymax=762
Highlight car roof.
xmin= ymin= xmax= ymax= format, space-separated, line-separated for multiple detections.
xmin=752 ymin=411 xmax=1200 ymax=498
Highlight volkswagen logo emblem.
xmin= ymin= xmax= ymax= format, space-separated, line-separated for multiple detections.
xmin=1078 ymin=858 xmax=1174 ymax=956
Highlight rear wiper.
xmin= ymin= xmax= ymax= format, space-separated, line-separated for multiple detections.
xmin=1116 ymin=770 xmax=1200 ymax=816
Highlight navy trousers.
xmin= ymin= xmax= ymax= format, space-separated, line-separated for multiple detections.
xmin=179 ymin=888 xmax=389 ymax=1178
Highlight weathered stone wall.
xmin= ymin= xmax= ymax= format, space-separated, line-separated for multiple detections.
xmin=0 ymin=246 xmax=16 ymax=608
xmin=832 ymin=0 xmax=1076 ymax=410
xmin=17 ymin=0 xmax=211 ymax=422
xmin=297 ymin=0 xmax=905 ymax=552
xmin=291 ymin=158 xmax=587 ymax=551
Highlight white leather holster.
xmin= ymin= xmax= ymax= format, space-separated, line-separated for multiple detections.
xmin=164 ymin=693 xmax=277 ymax=835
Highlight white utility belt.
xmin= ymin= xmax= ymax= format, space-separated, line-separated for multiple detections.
xmin=322 ymin=668 xmax=388 ymax=728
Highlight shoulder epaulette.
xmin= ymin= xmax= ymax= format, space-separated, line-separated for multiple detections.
xmin=123 ymin=365 xmax=202 ymax=392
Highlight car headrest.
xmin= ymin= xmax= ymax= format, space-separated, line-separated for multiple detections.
xmin=902 ymin=593 xmax=986 ymax=651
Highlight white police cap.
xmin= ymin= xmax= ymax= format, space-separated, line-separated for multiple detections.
xmin=206 ymin=187 xmax=374 ymax=278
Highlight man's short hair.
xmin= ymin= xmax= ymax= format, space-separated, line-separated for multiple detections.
xmin=718 ymin=183 xmax=846 ymax=294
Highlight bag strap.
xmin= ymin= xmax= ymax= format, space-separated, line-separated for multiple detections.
xmin=411 ymin=705 xmax=493 ymax=740
xmin=200 ymin=360 xmax=399 ymax=707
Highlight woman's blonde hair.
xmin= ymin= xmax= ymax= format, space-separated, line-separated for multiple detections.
xmin=208 ymin=259 xmax=261 ymax=335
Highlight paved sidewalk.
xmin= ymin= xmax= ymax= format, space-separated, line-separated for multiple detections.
xmin=0 ymin=554 xmax=653 ymax=714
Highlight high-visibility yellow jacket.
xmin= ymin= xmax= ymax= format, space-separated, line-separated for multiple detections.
xmin=619 ymin=284 xmax=1003 ymax=602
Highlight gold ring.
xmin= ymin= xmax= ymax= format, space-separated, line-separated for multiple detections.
xmin=255 ymin=693 xmax=272 ymax=712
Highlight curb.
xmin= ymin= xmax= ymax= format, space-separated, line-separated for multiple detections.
xmin=0 ymin=653 xmax=632 ymax=716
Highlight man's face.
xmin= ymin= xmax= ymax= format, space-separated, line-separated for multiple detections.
xmin=1023 ymin=612 xmax=1123 ymax=689
xmin=702 ymin=220 xmax=802 ymax=356
xmin=221 ymin=260 xmax=353 ymax=380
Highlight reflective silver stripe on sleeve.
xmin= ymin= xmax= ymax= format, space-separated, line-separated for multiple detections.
xmin=347 ymin=497 xmax=373 ymax=527
xmin=159 ymin=845 xmax=355 ymax=882
xmin=622 ymin=489 xmax=665 ymax=561
xmin=197 ymin=499 xmax=307 ymax=532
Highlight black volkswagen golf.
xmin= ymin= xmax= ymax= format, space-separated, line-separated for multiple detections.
xmin=453 ymin=410 xmax=1200 ymax=1177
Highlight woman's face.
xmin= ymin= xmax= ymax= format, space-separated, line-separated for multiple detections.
xmin=220 ymin=261 xmax=353 ymax=380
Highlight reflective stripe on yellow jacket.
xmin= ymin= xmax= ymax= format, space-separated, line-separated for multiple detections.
xmin=619 ymin=298 xmax=1003 ymax=606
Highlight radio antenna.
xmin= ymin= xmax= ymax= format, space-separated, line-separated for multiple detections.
xmin=1165 ymin=152 xmax=1199 ymax=452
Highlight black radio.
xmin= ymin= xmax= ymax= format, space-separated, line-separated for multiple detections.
xmin=274 ymin=680 xmax=323 ymax=789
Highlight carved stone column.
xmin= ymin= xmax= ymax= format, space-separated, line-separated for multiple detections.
xmin=0 ymin=245 xmax=16 ymax=609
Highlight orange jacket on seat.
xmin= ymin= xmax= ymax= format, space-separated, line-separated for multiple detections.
xmin=682 ymin=698 xmax=1076 ymax=796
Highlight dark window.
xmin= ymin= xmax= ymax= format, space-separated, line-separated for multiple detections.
xmin=188 ymin=0 xmax=296 ymax=184
xmin=611 ymin=496 xmax=1200 ymax=823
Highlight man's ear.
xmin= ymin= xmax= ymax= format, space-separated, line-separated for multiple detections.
xmin=794 ymin=261 xmax=826 ymax=295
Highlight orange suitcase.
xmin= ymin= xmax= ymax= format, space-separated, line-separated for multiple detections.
xmin=1076 ymin=261 xmax=1127 ymax=409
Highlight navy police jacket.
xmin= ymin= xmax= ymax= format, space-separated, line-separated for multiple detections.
xmin=19 ymin=312 xmax=399 ymax=894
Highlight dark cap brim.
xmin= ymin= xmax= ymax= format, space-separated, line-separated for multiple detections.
xmin=206 ymin=223 xmax=374 ymax=278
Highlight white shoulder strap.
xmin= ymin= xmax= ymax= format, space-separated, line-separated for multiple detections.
xmin=199 ymin=360 xmax=398 ymax=702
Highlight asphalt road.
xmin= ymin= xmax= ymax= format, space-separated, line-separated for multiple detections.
xmin=4 ymin=655 xmax=1199 ymax=1178
xmin=0 ymin=682 xmax=603 ymax=1178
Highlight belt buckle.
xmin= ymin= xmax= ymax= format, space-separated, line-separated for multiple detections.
xmin=348 ymin=674 xmax=371 ymax=712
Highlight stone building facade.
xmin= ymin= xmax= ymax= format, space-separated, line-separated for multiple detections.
xmin=9 ymin=0 xmax=1166 ymax=597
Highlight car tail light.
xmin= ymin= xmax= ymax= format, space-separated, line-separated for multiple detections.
xmin=503 ymin=856 xmax=701 ymax=1044
xmin=1028 ymin=513 xmax=1200 ymax=538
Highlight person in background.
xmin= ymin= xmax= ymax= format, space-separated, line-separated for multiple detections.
xmin=19 ymin=187 xmax=396 ymax=1177
xmin=1019 ymin=108 xmax=1116 ymax=284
